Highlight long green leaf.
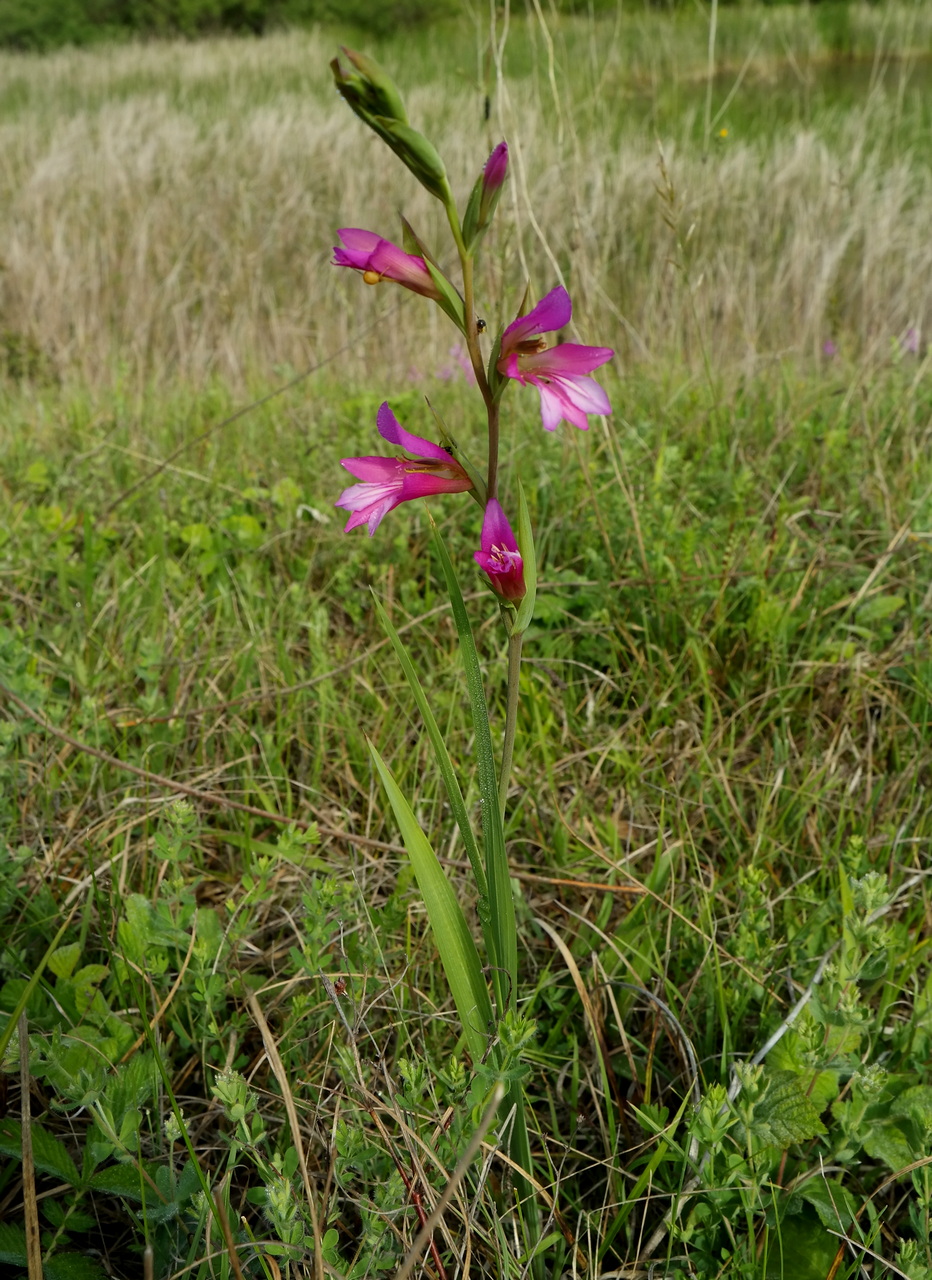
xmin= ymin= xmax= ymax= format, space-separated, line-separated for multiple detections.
xmin=513 ymin=479 xmax=538 ymax=635
xmin=371 ymin=592 xmax=487 ymax=904
xmin=369 ymin=742 xmax=492 ymax=1065
xmin=432 ymin=528 xmax=517 ymax=1012
xmin=424 ymin=259 xmax=467 ymax=332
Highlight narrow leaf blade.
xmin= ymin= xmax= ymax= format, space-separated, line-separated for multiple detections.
xmin=369 ymin=742 xmax=492 ymax=1064
xmin=513 ymin=479 xmax=538 ymax=634
xmin=371 ymin=593 xmax=487 ymax=903
xmin=432 ymin=527 xmax=517 ymax=1007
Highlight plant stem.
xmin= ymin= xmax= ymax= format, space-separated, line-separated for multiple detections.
xmin=498 ymin=628 xmax=524 ymax=815
xmin=444 ymin=200 xmax=501 ymax=499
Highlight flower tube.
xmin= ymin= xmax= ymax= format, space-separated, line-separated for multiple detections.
xmin=333 ymin=229 xmax=442 ymax=300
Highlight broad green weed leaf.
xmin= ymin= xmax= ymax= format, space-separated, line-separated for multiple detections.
xmin=89 ymin=1162 xmax=155 ymax=1199
xmin=43 ymin=1253 xmax=109 ymax=1280
xmin=738 ymin=1070 xmax=826 ymax=1149
xmin=856 ymin=594 xmax=905 ymax=624
xmin=891 ymin=1084 xmax=932 ymax=1128
xmin=768 ymin=1033 xmax=840 ymax=1111
xmin=0 ymin=1220 xmax=28 ymax=1265
xmin=369 ymin=742 xmax=492 ymax=1066
xmin=48 ymin=943 xmax=82 ymax=980
xmin=0 ymin=1118 xmax=80 ymax=1185
xmin=797 ymin=1178 xmax=858 ymax=1230
xmin=764 ymin=1212 xmax=837 ymax=1280
xmin=863 ymin=1119 xmax=916 ymax=1169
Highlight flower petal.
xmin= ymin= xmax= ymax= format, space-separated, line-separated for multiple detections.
xmin=474 ymin=499 xmax=525 ymax=600
xmin=376 ymin=401 xmax=452 ymax=462
xmin=523 ymin=341 xmax=614 ymax=375
xmin=340 ymin=454 xmax=403 ymax=482
xmin=501 ymin=285 xmax=572 ymax=350
xmin=335 ymin=479 xmax=403 ymax=535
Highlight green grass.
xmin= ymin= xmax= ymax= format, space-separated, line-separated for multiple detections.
xmin=2 ymin=357 xmax=931 ymax=1278
xmin=1 ymin=6 xmax=932 ymax=1279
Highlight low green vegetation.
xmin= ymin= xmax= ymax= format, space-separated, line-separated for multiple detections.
xmin=1 ymin=5 xmax=931 ymax=1279
xmin=2 ymin=359 xmax=930 ymax=1277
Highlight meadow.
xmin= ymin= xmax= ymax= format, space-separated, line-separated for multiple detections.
xmin=0 ymin=4 xmax=931 ymax=1279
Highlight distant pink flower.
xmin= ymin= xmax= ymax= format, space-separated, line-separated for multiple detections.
xmin=333 ymin=229 xmax=441 ymax=300
xmin=474 ymin=499 xmax=525 ymax=602
xmin=902 ymin=327 xmax=919 ymax=355
xmin=436 ymin=343 xmax=474 ymax=383
xmin=498 ymin=286 xmax=613 ymax=431
xmin=822 ymin=339 xmax=837 ymax=358
xmin=336 ymin=402 xmax=471 ymax=535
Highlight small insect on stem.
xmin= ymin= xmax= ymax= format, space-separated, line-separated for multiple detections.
xmin=476 ymin=318 xmax=487 ymax=335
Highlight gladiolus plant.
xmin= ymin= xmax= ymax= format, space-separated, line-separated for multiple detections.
xmin=329 ymin=45 xmax=613 ymax=1236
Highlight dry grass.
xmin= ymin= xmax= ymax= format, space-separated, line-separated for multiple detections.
xmin=0 ymin=13 xmax=929 ymax=388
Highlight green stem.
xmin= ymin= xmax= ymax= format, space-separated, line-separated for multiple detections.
xmin=498 ymin=628 xmax=524 ymax=816
xmin=443 ymin=199 xmax=500 ymax=500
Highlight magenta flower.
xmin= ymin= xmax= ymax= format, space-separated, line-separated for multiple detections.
xmin=498 ymin=286 xmax=613 ymax=431
xmin=482 ymin=141 xmax=508 ymax=200
xmin=474 ymin=499 xmax=525 ymax=602
xmin=463 ymin=141 xmax=509 ymax=249
xmin=333 ymin=229 xmax=441 ymax=300
xmin=336 ymin=402 xmax=472 ymax=535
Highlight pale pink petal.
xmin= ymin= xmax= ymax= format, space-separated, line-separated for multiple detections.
xmin=337 ymin=228 xmax=381 ymax=252
xmin=551 ymin=372 xmax=612 ymax=416
xmin=340 ymin=454 xmax=403 ymax=482
xmin=524 ymin=372 xmax=612 ymax=431
xmin=335 ymin=480 xmax=403 ymax=535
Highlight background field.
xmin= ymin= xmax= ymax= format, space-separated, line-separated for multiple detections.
xmin=1 ymin=5 xmax=931 ymax=1279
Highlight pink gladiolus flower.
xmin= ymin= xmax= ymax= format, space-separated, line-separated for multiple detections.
xmin=336 ymin=402 xmax=471 ymax=535
xmin=498 ymin=286 xmax=613 ymax=431
xmin=474 ymin=499 xmax=525 ymax=602
xmin=333 ymin=229 xmax=441 ymax=300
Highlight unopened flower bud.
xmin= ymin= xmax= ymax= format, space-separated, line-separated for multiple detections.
xmin=474 ymin=499 xmax=525 ymax=603
xmin=331 ymin=48 xmax=452 ymax=205
xmin=463 ymin=141 xmax=509 ymax=252
xmin=330 ymin=47 xmax=408 ymax=129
